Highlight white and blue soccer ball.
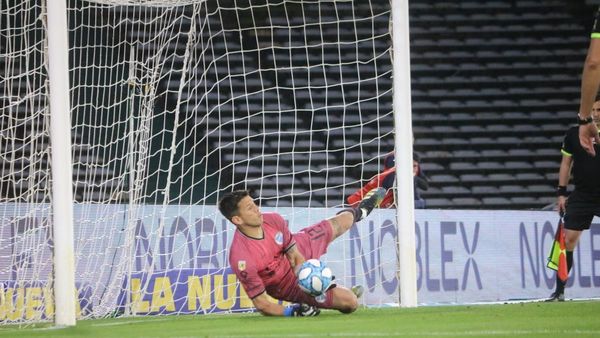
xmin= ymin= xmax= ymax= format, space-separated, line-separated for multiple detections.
xmin=297 ymin=259 xmax=333 ymax=296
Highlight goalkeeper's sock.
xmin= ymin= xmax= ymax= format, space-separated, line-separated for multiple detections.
xmin=337 ymin=208 xmax=362 ymax=223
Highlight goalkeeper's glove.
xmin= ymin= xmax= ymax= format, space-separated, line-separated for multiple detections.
xmin=284 ymin=304 xmax=320 ymax=317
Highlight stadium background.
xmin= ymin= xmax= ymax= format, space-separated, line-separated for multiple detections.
xmin=2 ymin=0 xmax=600 ymax=325
xmin=3 ymin=0 xmax=598 ymax=210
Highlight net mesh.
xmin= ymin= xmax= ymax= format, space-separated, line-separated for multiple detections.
xmin=0 ymin=0 xmax=395 ymax=323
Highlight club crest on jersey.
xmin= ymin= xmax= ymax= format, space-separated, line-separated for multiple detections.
xmin=238 ymin=260 xmax=246 ymax=271
xmin=274 ymin=231 xmax=283 ymax=245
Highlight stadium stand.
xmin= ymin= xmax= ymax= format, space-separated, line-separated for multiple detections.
xmin=0 ymin=0 xmax=592 ymax=209
xmin=410 ymin=0 xmax=589 ymax=209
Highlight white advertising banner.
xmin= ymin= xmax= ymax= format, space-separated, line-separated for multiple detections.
xmin=1 ymin=204 xmax=599 ymax=318
xmin=285 ymin=208 xmax=600 ymax=305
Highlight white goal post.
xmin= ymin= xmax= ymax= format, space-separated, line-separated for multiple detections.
xmin=0 ymin=0 xmax=415 ymax=325
xmin=46 ymin=0 xmax=77 ymax=326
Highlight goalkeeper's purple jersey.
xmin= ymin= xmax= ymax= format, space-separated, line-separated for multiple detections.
xmin=229 ymin=212 xmax=299 ymax=300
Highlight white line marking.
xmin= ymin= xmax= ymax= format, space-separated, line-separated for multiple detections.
xmin=90 ymin=317 xmax=171 ymax=327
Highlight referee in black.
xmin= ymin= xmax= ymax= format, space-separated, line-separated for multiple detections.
xmin=548 ymin=100 xmax=600 ymax=301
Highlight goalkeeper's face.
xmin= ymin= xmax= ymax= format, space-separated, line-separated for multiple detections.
xmin=233 ymin=196 xmax=263 ymax=227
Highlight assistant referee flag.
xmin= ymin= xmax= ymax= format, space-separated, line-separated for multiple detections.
xmin=546 ymin=218 xmax=568 ymax=282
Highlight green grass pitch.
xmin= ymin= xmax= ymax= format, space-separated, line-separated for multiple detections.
xmin=1 ymin=301 xmax=599 ymax=338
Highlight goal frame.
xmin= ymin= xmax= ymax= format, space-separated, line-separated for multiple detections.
xmin=47 ymin=0 xmax=76 ymax=327
xmin=390 ymin=0 xmax=417 ymax=308
xmin=41 ymin=0 xmax=417 ymax=326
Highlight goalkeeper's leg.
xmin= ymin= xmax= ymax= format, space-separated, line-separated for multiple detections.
xmin=293 ymin=187 xmax=385 ymax=259
xmin=329 ymin=187 xmax=385 ymax=240
xmin=329 ymin=287 xmax=359 ymax=313
xmin=295 ymin=284 xmax=359 ymax=314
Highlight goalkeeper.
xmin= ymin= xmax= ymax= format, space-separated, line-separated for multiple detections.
xmin=218 ymin=187 xmax=385 ymax=317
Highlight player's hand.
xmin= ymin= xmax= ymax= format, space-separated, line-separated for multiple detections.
xmin=557 ymin=196 xmax=566 ymax=215
xmin=292 ymin=304 xmax=320 ymax=317
xmin=579 ymin=123 xmax=599 ymax=156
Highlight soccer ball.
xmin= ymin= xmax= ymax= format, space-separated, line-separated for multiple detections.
xmin=296 ymin=259 xmax=333 ymax=296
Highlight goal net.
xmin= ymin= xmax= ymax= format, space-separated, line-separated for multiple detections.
xmin=0 ymin=0 xmax=396 ymax=323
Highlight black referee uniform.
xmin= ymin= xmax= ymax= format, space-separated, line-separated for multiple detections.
xmin=548 ymin=124 xmax=600 ymax=301
xmin=561 ymin=126 xmax=600 ymax=230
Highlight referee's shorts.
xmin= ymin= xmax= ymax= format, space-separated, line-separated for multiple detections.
xmin=564 ymin=190 xmax=600 ymax=231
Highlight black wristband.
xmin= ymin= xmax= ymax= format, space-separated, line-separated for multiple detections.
xmin=557 ymin=186 xmax=568 ymax=197
xmin=577 ymin=115 xmax=593 ymax=125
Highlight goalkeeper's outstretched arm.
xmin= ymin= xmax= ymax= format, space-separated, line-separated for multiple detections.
xmin=251 ymin=292 xmax=319 ymax=317
xmin=251 ymin=292 xmax=288 ymax=316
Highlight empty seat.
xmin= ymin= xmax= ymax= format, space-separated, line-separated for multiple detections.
xmin=481 ymin=149 xmax=508 ymax=158
xmin=452 ymin=197 xmax=483 ymax=207
xmin=499 ymin=185 xmax=528 ymax=194
xmin=527 ymin=185 xmax=554 ymax=194
xmin=441 ymin=186 xmax=471 ymax=195
xmin=459 ymin=125 xmax=486 ymax=133
xmin=536 ymin=148 xmax=559 ymax=156
xmin=470 ymin=137 xmax=496 ymax=145
xmin=533 ymin=161 xmax=557 ymax=169
xmin=425 ymin=150 xmax=452 ymax=159
xmin=471 ymin=185 xmax=499 ymax=194
xmin=424 ymin=198 xmax=453 ymax=208
xmin=537 ymin=196 xmax=557 ymax=206
xmin=507 ymin=149 xmax=536 ymax=157
xmin=452 ymin=150 xmax=480 ymax=158
xmin=504 ymin=161 xmax=534 ymax=170
xmin=487 ymin=173 xmax=514 ymax=182
xmin=449 ymin=162 xmax=477 ymax=171
xmin=482 ymin=197 xmax=512 ymax=206
xmin=478 ymin=161 xmax=504 ymax=169
xmin=429 ymin=174 xmax=459 ymax=183
xmin=420 ymin=162 xmax=445 ymax=171
xmin=459 ymin=174 xmax=487 ymax=183
xmin=487 ymin=125 xmax=512 ymax=133
xmin=510 ymin=196 xmax=539 ymax=205
xmin=263 ymin=199 xmax=292 ymax=207
xmin=514 ymin=172 xmax=545 ymax=182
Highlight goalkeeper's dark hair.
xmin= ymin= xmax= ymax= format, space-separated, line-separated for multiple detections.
xmin=218 ymin=190 xmax=250 ymax=221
